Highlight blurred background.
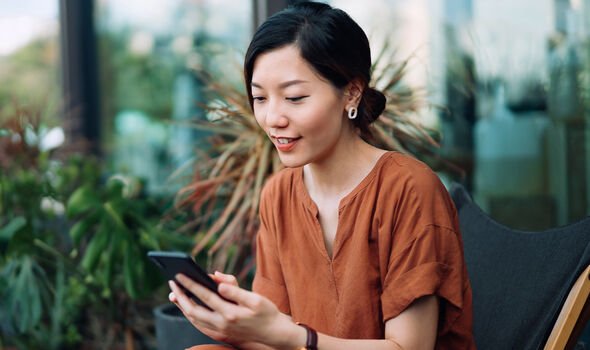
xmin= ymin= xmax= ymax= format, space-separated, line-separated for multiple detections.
xmin=1 ymin=0 xmax=589 ymax=348
xmin=3 ymin=0 xmax=587 ymax=228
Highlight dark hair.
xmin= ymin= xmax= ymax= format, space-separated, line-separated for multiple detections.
xmin=244 ymin=1 xmax=386 ymax=136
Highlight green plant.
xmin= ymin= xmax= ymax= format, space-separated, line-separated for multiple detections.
xmin=0 ymin=107 xmax=93 ymax=349
xmin=66 ymin=173 xmax=193 ymax=349
xmin=0 ymin=105 xmax=193 ymax=349
xmin=173 ymin=47 xmax=443 ymax=285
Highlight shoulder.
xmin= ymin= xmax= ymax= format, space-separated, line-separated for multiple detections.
xmin=376 ymin=152 xmax=456 ymax=227
xmin=377 ymin=152 xmax=446 ymax=194
xmin=260 ymin=166 xmax=300 ymax=203
xmin=258 ymin=167 xmax=303 ymax=228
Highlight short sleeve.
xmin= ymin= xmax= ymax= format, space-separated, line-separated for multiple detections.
xmin=380 ymin=171 xmax=467 ymax=334
xmin=252 ymin=184 xmax=291 ymax=314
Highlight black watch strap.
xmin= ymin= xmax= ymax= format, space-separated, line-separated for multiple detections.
xmin=296 ymin=322 xmax=318 ymax=350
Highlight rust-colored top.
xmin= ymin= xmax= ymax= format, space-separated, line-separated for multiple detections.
xmin=252 ymin=152 xmax=476 ymax=349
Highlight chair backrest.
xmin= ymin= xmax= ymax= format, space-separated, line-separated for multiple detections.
xmin=450 ymin=183 xmax=590 ymax=350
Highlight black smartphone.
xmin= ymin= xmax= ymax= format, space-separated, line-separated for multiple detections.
xmin=147 ymin=251 xmax=220 ymax=310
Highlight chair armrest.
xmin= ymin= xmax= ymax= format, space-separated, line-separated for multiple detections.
xmin=544 ymin=264 xmax=590 ymax=350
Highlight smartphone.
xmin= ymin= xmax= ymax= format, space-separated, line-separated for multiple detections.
xmin=147 ymin=251 xmax=220 ymax=310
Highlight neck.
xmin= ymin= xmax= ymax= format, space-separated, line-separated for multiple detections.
xmin=303 ymin=136 xmax=385 ymax=198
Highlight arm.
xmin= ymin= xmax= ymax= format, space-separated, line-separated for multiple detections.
xmin=313 ymin=295 xmax=439 ymax=350
xmin=170 ymin=274 xmax=439 ymax=350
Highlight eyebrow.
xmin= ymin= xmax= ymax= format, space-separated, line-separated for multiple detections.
xmin=251 ymin=79 xmax=309 ymax=89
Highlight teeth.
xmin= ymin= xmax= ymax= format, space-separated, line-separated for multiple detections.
xmin=277 ymin=138 xmax=290 ymax=144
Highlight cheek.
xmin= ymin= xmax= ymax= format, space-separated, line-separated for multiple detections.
xmin=253 ymin=105 xmax=266 ymax=128
xmin=301 ymin=103 xmax=344 ymax=131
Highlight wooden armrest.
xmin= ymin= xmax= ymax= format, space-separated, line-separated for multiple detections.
xmin=544 ymin=264 xmax=590 ymax=350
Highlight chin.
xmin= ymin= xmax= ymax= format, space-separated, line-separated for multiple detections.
xmin=276 ymin=152 xmax=309 ymax=168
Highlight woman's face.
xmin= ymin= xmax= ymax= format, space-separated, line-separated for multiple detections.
xmin=251 ymin=44 xmax=355 ymax=168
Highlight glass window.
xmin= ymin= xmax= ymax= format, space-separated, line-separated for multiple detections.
xmin=0 ymin=1 xmax=61 ymax=122
xmin=331 ymin=0 xmax=590 ymax=230
xmin=95 ymin=0 xmax=253 ymax=193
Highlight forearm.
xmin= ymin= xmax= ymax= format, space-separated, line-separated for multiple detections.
xmin=270 ymin=322 xmax=401 ymax=350
xmin=238 ymin=342 xmax=278 ymax=350
xmin=316 ymin=335 xmax=402 ymax=350
xmin=235 ymin=322 xmax=404 ymax=350
xmin=241 ymin=337 xmax=401 ymax=350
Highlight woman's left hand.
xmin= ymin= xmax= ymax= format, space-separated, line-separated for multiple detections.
xmin=169 ymin=273 xmax=297 ymax=348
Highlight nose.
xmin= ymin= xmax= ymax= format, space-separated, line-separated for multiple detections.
xmin=264 ymin=98 xmax=288 ymax=129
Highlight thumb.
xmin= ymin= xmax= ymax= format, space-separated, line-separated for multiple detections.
xmin=212 ymin=271 xmax=238 ymax=286
xmin=218 ymin=283 xmax=269 ymax=311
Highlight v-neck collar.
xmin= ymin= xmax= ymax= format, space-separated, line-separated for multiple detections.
xmin=294 ymin=151 xmax=392 ymax=260
xmin=295 ymin=151 xmax=392 ymax=216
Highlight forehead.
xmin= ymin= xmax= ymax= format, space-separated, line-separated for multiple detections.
xmin=251 ymin=45 xmax=322 ymax=87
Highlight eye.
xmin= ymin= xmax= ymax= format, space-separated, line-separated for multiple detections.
xmin=286 ymin=96 xmax=309 ymax=103
xmin=252 ymin=96 xmax=266 ymax=103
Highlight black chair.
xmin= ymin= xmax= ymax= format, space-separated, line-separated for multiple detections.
xmin=450 ymin=183 xmax=590 ymax=350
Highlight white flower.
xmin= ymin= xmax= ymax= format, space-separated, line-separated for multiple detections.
xmin=40 ymin=127 xmax=65 ymax=151
xmin=40 ymin=197 xmax=65 ymax=216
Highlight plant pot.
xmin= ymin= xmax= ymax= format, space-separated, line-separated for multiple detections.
xmin=154 ymin=303 xmax=222 ymax=350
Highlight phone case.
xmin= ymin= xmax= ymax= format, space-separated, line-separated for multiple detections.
xmin=147 ymin=251 xmax=218 ymax=309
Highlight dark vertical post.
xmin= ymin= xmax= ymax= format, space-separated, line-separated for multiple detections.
xmin=252 ymin=0 xmax=289 ymax=30
xmin=59 ymin=0 xmax=101 ymax=155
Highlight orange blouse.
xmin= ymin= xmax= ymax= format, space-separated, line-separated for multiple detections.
xmin=252 ymin=152 xmax=475 ymax=349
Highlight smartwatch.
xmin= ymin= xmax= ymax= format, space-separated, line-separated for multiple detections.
xmin=296 ymin=322 xmax=318 ymax=350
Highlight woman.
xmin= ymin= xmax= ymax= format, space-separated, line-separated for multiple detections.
xmin=169 ymin=2 xmax=475 ymax=349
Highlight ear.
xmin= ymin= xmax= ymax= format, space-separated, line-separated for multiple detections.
xmin=344 ymin=79 xmax=363 ymax=108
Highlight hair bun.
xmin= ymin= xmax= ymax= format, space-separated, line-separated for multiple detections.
xmin=363 ymin=88 xmax=386 ymax=123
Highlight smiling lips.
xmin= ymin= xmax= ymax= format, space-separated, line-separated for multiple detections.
xmin=273 ymin=136 xmax=301 ymax=152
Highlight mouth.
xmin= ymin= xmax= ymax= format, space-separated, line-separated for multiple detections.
xmin=272 ymin=136 xmax=301 ymax=151
xmin=276 ymin=137 xmax=299 ymax=144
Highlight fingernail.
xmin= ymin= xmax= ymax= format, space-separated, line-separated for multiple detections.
xmin=168 ymin=292 xmax=175 ymax=301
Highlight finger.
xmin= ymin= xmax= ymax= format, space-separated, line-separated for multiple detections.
xmin=182 ymin=278 xmax=258 ymax=325
xmin=169 ymin=292 xmax=177 ymax=303
xmin=169 ymin=280 xmax=220 ymax=329
xmin=168 ymin=282 xmax=191 ymax=318
xmin=168 ymin=280 xmax=209 ymax=317
xmin=176 ymin=274 xmax=232 ymax=311
xmin=168 ymin=292 xmax=183 ymax=311
xmin=175 ymin=273 xmax=253 ymax=324
xmin=168 ymin=280 xmax=195 ymax=310
xmin=218 ymin=283 xmax=264 ymax=310
xmin=213 ymin=271 xmax=238 ymax=286
xmin=168 ymin=293 xmax=187 ymax=317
